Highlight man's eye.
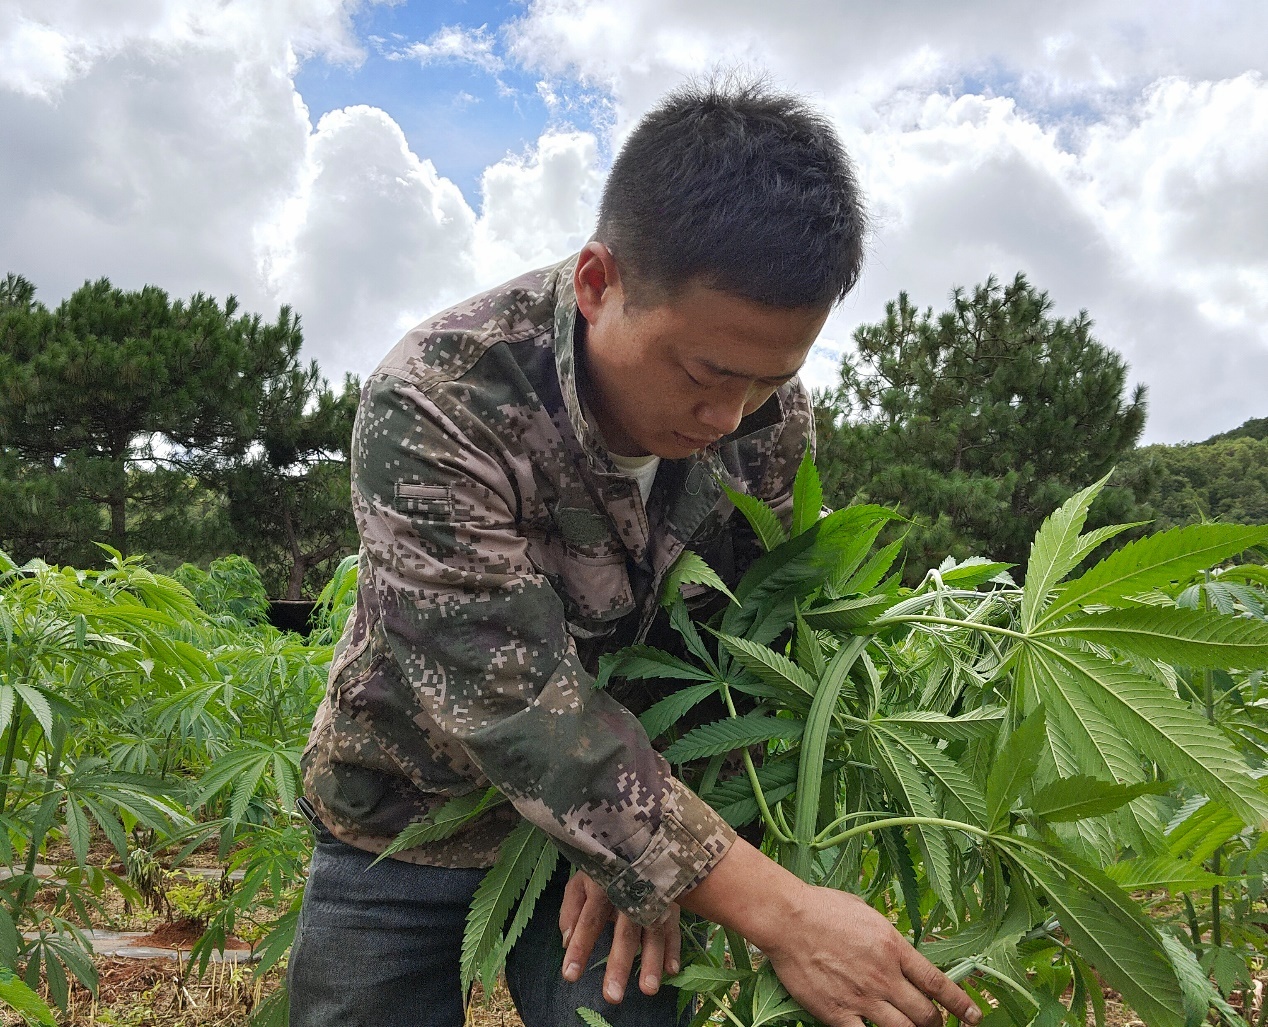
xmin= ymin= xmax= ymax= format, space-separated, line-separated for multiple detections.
xmin=685 ymin=371 xmax=706 ymax=387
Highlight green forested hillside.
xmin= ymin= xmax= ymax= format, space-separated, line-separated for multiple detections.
xmin=1123 ymin=419 xmax=1268 ymax=530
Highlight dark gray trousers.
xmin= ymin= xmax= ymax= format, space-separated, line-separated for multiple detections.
xmin=287 ymin=826 xmax=687 ymax=1027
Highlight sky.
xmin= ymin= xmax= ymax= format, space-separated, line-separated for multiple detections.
xmin=3 ymin=1 xmax=1267 ymax=445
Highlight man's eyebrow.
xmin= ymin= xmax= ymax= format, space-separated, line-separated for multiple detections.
xmin=698 ymin=358 xmax=798 ymax=385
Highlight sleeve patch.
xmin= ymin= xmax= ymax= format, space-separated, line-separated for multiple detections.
xmin=393 ymin=482 xmax=454 ymax=517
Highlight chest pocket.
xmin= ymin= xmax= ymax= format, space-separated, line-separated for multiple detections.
xmin=531 ymin=529 xmax=637 ymax=641
xmin=557 ymin=544 xmax=637 ymax=639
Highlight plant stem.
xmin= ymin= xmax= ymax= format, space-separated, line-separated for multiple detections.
xmin=814 ymin=808 xmax=911 ymax=842
xmin=720 ymin=684 xmax=791 ymax=845
xmin=790 ymin=636 xmax=867 ymax=881
xmin=0 ymin=693 xmax=26 ymax=815
xmin=18 ymin=723 xmax=65 ymax=913
xmin=1183 ymin=893 xmax=1203 ymax=952
xmin=874 ymin=613 xmax=1026 ymax=640
xmin=1211 ymin=847 xmax=1222 ymax=950
xmin=704 ymin=991 xmax=749 ymax=1027
xmin=815 ymin=815 xmax=989 ymax=851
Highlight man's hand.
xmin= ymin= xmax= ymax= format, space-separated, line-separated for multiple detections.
xmin=679 ymin=838 xmax=982 ymax=1027
xmin=558 ymin=871 xmax=682 ymax=1005
xmin=762 ymin=887 xmax=977 ymax=1027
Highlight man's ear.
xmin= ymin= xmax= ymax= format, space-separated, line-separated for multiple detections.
xmin=573 ymin=241 xmax=624 ymax=324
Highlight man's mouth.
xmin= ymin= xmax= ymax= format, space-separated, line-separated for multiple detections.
xmin=674 ymin=431 xmax=721 ymax=447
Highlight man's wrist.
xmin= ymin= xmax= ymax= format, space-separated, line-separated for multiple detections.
xmin=676 ymin=836 xmax=810 ymax=954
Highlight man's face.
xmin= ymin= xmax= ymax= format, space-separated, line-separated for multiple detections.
xmin=575 ymin=249 xmax=829 ymax=459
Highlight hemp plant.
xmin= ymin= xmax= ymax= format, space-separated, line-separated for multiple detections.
xmin=444 ymin=454 xmax=1268 ymax=1027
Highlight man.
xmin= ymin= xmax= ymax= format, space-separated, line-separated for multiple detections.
xmin=289 ymin=80 xmax=981 ymax=1027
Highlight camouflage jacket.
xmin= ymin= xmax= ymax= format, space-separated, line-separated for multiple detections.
xmin=301 ymin=255 xmax=814 ymax=925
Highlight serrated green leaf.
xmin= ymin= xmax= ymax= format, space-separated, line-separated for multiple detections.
xmin=792 ymin=608 xmax=826 ymax=677
xmin=1040 ymin=607 xmax=1268 ymax=670
xmin=638 ymin=681 xmax=720 ymax=742
xmin=462 ymin=821 xmax=551 ymax=995
xmin=824 ymin=522 xmax=896 ymax=600
xmin=662 ymin=715 xmax=804 ymax=763
xmin=1159 ymin=933 xmax=1243 ymax=1027
xmin=936 ymin=558 xmax=1016 ymax=589
xmin=1001 ymin=838 xmax=1185 ymax=1027
xmin=750 ymin=964 xmax=807 ymax=1027
xmin=837 ymin=536 xmax=904 ymax=598
xmin=985 ymin=708 xmax=1046 ymax=828
xmin=380 ymin=788 xmax=503 ymax=858
xmin=228 ymin=754 xmax=269 ymax=824
xmin=1102 ymin=856 xmax=1224 ymax=894
xmin=877 ymin=707 xmax=1005 ymax=742
xmin=661 ymin=550 xmax=738 ymax=608
xmin=596 ymin=645 xmax=715 ymax=691
xmin=920 ymin=917 xmax=1001 ymax=965
xmin=1042 ymin=523 xmax=1268 ymax=627
xmin=480 ymin=840 xmax=560 ymax=995
xmin=872 ymin=733 xmax=959 ymax=917
xmin=576 ymin=1007 xmax=616 ymax=1027
xmin=1031 ymin=643 xmax=1268 ymax=827
xmin=1068 ymin=521 xmax=1153 ymax=571
xmin=1024 ymin=646 xmax=1146 ymax=792
xmin=12 ymin=683 xmax=52 ymax=740
xmin=803 ymin=593 xmax=898 ymax=632
xmin=0 ymin=966 xmax=56 ymax=1027
xmin=664 ymin=964 xmax=749 ymax=992
xmin=1029 ymin=777 xmax=1167 ymax=824
xmin=63 ymin=799 xmax=90 ymax=867
xmin=1022 ymin=475 xmax=1110 ymax=630
xmin=790 ymin=446 xmax=822 ymax=537
xmin=0 ymin=908 xmax=20 ymax=970
xmin=668 ymin=599 xmax=716 ymax=671
xmin=707 ymin=759 xmax=800 ymax=827
xmin=877 ymin=725 xmax=988 ymax=827
xmin=722 ymin=485 xmax=788 ymax=553
xmin=1165 ymin=798 xmax=1245 ymax=863
xmin=880 ymin=826 xmax=924 ymax=940
xmin=713 ymin=633 xmax=817 ymax=700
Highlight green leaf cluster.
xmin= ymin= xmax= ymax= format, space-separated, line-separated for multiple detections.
xmin=501 ymin=462 xmax=1268 ymax=1027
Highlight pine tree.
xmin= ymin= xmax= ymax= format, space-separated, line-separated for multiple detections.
xmin=816 ymin=273 xmax=1149 ymax=579
xmin=213 ymin=365 xmax=359 ymax=598
xmin=0 ymin=276 xmax=304 ymax=567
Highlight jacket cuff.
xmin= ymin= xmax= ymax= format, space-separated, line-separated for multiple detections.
xmin=604 ymin=777 xmax=736 ymax=927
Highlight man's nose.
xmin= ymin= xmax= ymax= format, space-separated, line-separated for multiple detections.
xmin=694 ymin=393 xmax=747 ymax=437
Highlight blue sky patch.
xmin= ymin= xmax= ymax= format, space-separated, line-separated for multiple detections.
xmin=294 ymin=0 xmax=611 ymax=205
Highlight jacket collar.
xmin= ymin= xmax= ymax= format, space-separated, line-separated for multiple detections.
xmin=550 ymin=255 xmax=614 ymax=472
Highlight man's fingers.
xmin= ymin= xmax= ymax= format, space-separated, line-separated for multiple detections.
xmin=558 ymin=873 xmax=587 ymax=945
xmin=562 ymin=891 xmax=613 ymax=983
xmin=603 ymin=915 xmax=643 ymax=1004
xmin=639 ymin=923 xmax=666 ymax=996
xmin=889 ymin=977 xmax=942 ymax=1027
xmin=903 ymin=950 xmax=981 ymax=1025
xmin=863 ymin=1000 xmax=921 ymax=1027
xmin=665 ymin=910 xmax=681 ymax=976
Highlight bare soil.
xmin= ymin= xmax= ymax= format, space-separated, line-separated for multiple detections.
xmin=134 ymin=918 xmax=252 ymax=952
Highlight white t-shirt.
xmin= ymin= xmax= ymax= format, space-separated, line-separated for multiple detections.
xmin=608 ymin=449 xmax=660 ymax=506
xmin=582 ymin=400 xmax=660 ymax=505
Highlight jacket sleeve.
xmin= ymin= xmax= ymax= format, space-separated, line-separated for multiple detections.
xmin=350 ymin=373 xmax=735 ymax=925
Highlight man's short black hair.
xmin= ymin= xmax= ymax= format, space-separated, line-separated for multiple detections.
xmin=596 ymin=76 xmax=867 ymax=310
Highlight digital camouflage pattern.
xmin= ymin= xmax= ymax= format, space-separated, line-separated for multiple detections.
xmin=301 ymin=254 xmax=815 ymax=924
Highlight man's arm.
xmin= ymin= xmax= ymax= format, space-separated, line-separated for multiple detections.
xmin=347 ymin=371 xmax=736 ymax=922
xmin=560 ymin=841 xmax=980 ymax=1025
